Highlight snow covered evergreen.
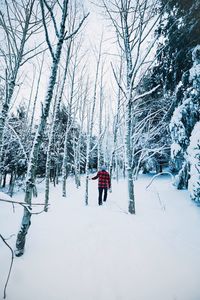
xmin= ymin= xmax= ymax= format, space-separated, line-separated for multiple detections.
xmin=170 ymin=45 xmax=200 ymax=190
xmin=188 ymin=122 xmax=200 ymax=202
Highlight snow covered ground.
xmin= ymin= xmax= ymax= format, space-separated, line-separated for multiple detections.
xmin=1 ymin=174 xmax=200 ymax=300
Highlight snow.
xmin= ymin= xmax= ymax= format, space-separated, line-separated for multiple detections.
xmin=171 ymin=143 xmax=181 ymax=159
xmin=0 ymin=192 xmax=12 ymax=201
xmin=169 ymin=101 xmax=187 ymax=143
xmin=1 ymin=174 xmax=200 ymax=300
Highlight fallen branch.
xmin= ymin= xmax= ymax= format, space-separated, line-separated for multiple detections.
xmin=146 ymin=172 xmax=175 ymax=190
xmin=0 ymin=198 xmax=46 ymax=206
xmin=0 ymin=198 xmax=49 ymax=215
xmin=0 ymin=234 xmax=14 ymax=299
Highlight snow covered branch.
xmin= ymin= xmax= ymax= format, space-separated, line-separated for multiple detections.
xmin=132 ymin=85 xmax=160 ymax=102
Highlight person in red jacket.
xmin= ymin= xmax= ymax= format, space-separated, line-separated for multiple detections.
xmin=91 ymin=165 xmax=111 ymax=205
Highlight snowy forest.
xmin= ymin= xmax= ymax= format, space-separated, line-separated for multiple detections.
xmin=0 ymin=0 xmax=200 ymax=299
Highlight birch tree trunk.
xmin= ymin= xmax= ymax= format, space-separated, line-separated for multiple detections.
xmin=122 ymin=4 xmax=135 ymax=214
xmin=62 ymin=51 xmax=76 ymax=197
xmin=97 ymin=63 xmax=105 ymax=170
xmin=30 ymin=53 xmax=45 ymax=133
xmin=84 ymin=37 xmax=103 ymax=205
xmin=109 ymin=60 xmax=122 ymax=180
xmin=75 ymin=76 xmax=88 ymax=189
xmin=45 ymin=39 xmax=72 ymax=209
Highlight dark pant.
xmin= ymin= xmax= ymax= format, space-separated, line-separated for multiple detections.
xmin=98 ymin=187 xmax=108 ymax=205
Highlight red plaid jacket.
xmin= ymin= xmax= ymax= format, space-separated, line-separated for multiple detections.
xmin=92 ymin=170 xmax=111 ymax=189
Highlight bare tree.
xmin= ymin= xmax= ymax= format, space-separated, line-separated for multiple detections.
xmin=61 ymin=38 xmax=83 ymax=197
xmin=97 ymin=61 xmax=106 ymax=170
xmin=0 ymin=0 xmax=45 ymax=179
xmin=109 ymin=58 xmax=123 ymax=181
xmin=15 ymin=0 xmax=88 ymax=256
xmin=30 ymin=53 xmax=45 ymax=133
xmin=85 ymin=36 xmax=103 ymax=205
xmin=101 ymin=0 xmax=161 ymax=214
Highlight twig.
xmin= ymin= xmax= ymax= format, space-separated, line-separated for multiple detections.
xmin=37 ymin=177 xmax=46 ymax=184
xmin=0 ymin=234 xmax=14 ymax=299
xmin=156 ymin=191 xmax=166 ymax=211
xmin=4 ymin=234 xmax=15 ymax=240
xmin=111 ymin=201 xmax=129 ymax=215
xmin=12 ymin=202 xmax=15 ymax=213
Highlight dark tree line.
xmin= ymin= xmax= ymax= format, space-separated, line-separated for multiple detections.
xmin=137 ymin=0 xmax=200 ymax=201
xmin=1 ymin=103 xmax=99 ymax=194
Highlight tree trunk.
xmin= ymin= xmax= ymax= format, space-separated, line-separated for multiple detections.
xmin=125 ymin=101 xmax=135 ymax=214
xmin=85 ymin=135 xmax=90 ymax=206
xmin=30 ymin=53 xmax=45 ymax=132
xmin=2 ymin=172 xmax=7 ymax=188
xmin=45 ymin=39 xmax=72 ymax=203
xmin=176 ymin=162 xmax=189 ymax=190
xmin=8 ymin=171 xmax=16 ymax=196
xmin=97 ymin=63 xmax=104 ymax=169
xmin=84 ymin=37 xmax=103 ymax=205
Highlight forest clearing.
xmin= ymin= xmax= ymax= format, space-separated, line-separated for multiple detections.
xmin=1 ymin=174 xmax=200 ymax=300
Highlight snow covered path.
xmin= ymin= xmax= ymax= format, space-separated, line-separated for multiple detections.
xmin=1 ymin=174 xmax=200 ymax=300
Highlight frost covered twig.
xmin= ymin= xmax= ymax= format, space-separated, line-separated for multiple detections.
xmin=0 ymin=234 xmax=14 ymax=299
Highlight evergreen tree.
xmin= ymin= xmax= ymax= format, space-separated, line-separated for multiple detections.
xmin=170 ymin=45 xmax=200 ymax=189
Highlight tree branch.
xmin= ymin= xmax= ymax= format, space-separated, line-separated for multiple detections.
xmin=0 ymin=234 xmax=14 ymax=299
xmin=64 ymin=13 xmax=89 ymax=40
xmin=39 ymin=0 xmax=55 ymax=60
xmin=132 ymin=84 xmax=160 ymax=102
xmin=43 ymin=0 xmax=59 ymax=37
